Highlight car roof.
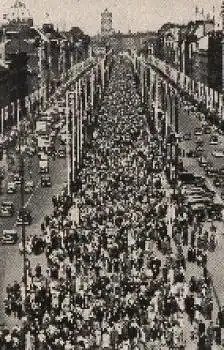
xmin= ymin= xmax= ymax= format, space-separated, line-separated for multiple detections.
xmin=18 ymin=207 xmax=31 ymax=212
xmin=3 ymin=230 xmax=17 ymax=234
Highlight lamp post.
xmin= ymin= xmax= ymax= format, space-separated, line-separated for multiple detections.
xmin=17 ymin=118 xmax=28 ymax=350
xmin=79 ymin=79 xmax=83 ymax=168
xmin=1 ymin=108 xmax=4 ymax=136
xmin=66 ymin=85 xmax=81 ymax=197
xmin=66 ymin=90 xmax=72 ymax=197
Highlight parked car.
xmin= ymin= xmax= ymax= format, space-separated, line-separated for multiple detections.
xmin=13 ymin=173 xmax=21 ymax=185
xmin=219 ymin=167 xmax=224 ymax=177
xmin=194 ymin=127 xmax=203 ymax=136
xmin=26 ymin=146 xmax=36 ymax=157
xmin=209 ymin=135 xmax=219 ymax=145
xmin=24 ymin=180 xmax=34 ymax=194
xmin=213 ymin=177 xmax=224 ymax=187
xmin=7 ymin=182 xmax=17 ymax=194
xmin=57 ymin=148 xmax=66 ymax=158
xmin=1 ymin=230 xmax=18 ymax=245
xmin=0 ymin=202 xmax=14 ymax=217
xmin=212 ymin=150 xmax=224 ymax=158
xmin=204 ymin=126 xmax=212 ymax=134
xmin=183 ymin=133 xmax=192 ymax=141
xmin=206 ymin=167 xmax=219 ymax=178
xmin=41 ymin=175 xmax=52 ymax=187
xmin=198 ymin=156 xmax=208 ymax=168
xmin=37 ymin=151 xmax=48 ymax=161
xmin=16 ymin=208 xmax=32 ymax=225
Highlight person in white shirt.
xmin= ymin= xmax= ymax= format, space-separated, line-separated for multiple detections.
xmin=101 ymin=330 xmax=110 ymax=349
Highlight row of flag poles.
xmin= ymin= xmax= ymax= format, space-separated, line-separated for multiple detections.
xmin=1 ymin=99 xmax=20 ymax=136
xmin=65 ymin=54 xmax=111 ymax=196
xmin=0 ymin=50 xmax=98 ymax=136
xmin=0 ymin=85 xmax=47 ymax=136
xmin=145 ymin=54 xmax=224 ymax=119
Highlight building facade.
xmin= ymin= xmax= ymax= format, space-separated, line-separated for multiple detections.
xmin=101 ymin=9 xmax=113 ymax=37
xmin=154 ymin=17 xmax=223 ymax=92
xmin=208 ymin=30 xmax=222 ymax=92
xmin=0 ymin=0 xmax=90 ymax=112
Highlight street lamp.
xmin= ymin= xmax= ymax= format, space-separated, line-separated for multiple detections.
xmin=17 ymin=122 xmax=28 ymax=344
xmin=65 ymin=90 xmax=73 ymax=197
xmin=66 ymin=82 xmax=83 ymax=197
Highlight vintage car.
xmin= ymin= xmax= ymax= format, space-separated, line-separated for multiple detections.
xmin=0 ymin=202 xmax=14 ymax=217
xmin=24 ymin=180 xmax=34 ymax=194
xmin=16 ymin=208 xmax=32 ymax=225
xmin=7 ymin=182 xmax=17 ymax=194
xmin=41 ymin=175 xmax=52 ymax=188
xmin=2 ymin=230 xmax=18 ymax=245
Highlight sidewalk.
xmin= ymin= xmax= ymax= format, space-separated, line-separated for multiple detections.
xmin=182 ymin=154 xmax=224 ymax=310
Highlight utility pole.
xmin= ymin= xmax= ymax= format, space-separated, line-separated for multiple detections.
xmin=79 ymin=79 xmax=83 ymax=168
xmin=71 ymin=91 xmax=75 ymax=185
xmin=76 ymin=81 xmax=80 ymax=173
xmin=174 ymin=94 xmax=179 ymax=196
xmin=66 ymin=91 xmax=71 ymax=197
xmin=18 ymin=120 xmax=27 ymax=350
xmin=221 ymin=1 xmax=224 ymax=120
xmin=1 ymin=108 xmax=4 ymax=136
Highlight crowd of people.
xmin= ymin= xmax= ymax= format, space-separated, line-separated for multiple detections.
xmin=1 ymin=56 xmax=223 ymax=350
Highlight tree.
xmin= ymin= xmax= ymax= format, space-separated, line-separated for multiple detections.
xmin=8 ymin=52 xmax=28 ymax=116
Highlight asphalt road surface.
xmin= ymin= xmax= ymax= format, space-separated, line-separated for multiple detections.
xmin=0 ymin=142 xmax=67 ymax=328
xmin=177 ymin=106 xmax=224 ymax=314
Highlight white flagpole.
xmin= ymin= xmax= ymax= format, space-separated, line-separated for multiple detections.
xmin=17 ymin=99 xmax=20 ymax=130
xmin=75 ymin=81 xmax=78 ymax=173
xmin=66 ymin=91 xmax=70 ymax=196
xmin=79 ymin=80 xmax=83 ymax=165
xmin=4 ymin=106 xmax=8 ymax=122
xmin=76 ymin=83 xmax=80 ymax=171
xmin=84 ymin=77 xmax=88 ymax=111
xmin=11 ymin=101 xmax=15 ymax=120
xmin=90 ymin=68 xmax=94 ymax=108
xmin=72 ymin=90 xmax=75 ymax=182
xmin=101 ymin=59 xmax=105 ymax=90
xmin=1 ymin=108 xmax=4 ymax=136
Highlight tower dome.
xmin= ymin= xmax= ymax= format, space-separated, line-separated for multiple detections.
xmin=3 ymin=0 xmax=33 ymax=26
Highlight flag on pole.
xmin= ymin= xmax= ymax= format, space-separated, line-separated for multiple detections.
xmin=200 ymin=83 xmax=204 ymax=98
xmin=11 ymin=101 xmax=15 ymax=118
xmin=1 ymin=108 xmax=4 ymax=135
xmin=218 ymin=93 xmax=222 ymax=116
xmin=17 ymin=98 xmax=20 ymax=112
xmin=198 ymin=82 xmax=201 ymax=98
xmin=4 ymin=105 xmax=8 ymax=121
xmin=210 ymin=88 xmax=214 ymax=109
xmin=214 ymin=90 xmax=218 ymax=106
xmin=17 ymin=98 xmax=20 ymax=128
xmin=33 ymin=90 xmax=37 ymax=101
xmin=25 ymin=95 xmax=29 ymax=108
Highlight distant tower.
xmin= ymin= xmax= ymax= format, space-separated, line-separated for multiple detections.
xmin=101 ymin=8 xmax=112 ymax=37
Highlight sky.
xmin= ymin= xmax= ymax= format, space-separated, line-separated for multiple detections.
xmin=0 ymin=0 xmax=223 ymax=34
